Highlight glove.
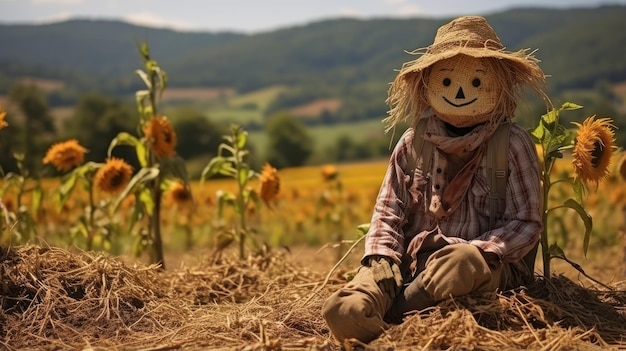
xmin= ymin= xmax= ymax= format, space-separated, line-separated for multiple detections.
xmin=478 ymin=248 xmax=501 ymax=270
xmin=366 ymin=256 xmax=403 ymax=299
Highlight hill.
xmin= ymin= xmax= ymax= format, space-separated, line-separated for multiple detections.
xmin=1 ymin=5 xmax=625 ymax=149
xmin=1 ymin=6 xmax=625 ymax=96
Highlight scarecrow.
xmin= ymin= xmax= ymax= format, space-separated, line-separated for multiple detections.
xmin=323 ymin=15 xmax=550 ymax=344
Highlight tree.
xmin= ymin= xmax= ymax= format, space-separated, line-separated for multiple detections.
xmin=63 ymin=93 xmax=138 ymax=165
xmin=265 ymin=112 xmax=313 ymax=168
xmin=171 ymin=107 xmax=225 ymax=160
xmin=8 ymin=83 xmax=56 ymax=175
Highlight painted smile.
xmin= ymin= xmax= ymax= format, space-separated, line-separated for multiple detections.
xmin=443 ymin=97 xmax=477 ymax=107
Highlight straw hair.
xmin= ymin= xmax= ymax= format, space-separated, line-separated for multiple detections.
xmin=384 ymin=15 xmax=550 ymax=131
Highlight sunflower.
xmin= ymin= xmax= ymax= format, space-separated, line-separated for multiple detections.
xmin=0 ymin=106 xmax=7 ymax=130
xmin=143 ymin=115 xmax=177 ymax=158
xmin=571 ymin=116 xmax=616 ymax=186
xmin=259 ymin=163 xmax=280 ymax=208
xmin=321 ymin=164 xmax=339 ymax=181
xmin=94 ymin=158 xmax=133 ymax=194
xmin=166 ymin=181 xmax=193 ymax=207
xmin=42 ymin=139 xmax=88 ymax=172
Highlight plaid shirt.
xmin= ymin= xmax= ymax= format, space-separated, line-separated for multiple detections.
xmin=363 ymin=122 xmax=542 ymax=270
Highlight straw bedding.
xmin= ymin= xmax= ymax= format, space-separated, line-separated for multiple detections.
xmin=1 ymin=245 xmax=624 ymax=350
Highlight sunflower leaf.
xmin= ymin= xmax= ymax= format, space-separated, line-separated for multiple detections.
xmin=200 ymin=157 xmax=224 ymax=182
xmin=108 ymin=132 xmax=145 ymax=163
xmin=560 ymin=102 xmax=583 ymax=111
xmin=112 ymin=167 xmax=160 ymax=213
xmin=58 ymin=171 xmax=79 ymax=210
xmin=135 ymin=90 xmax=150 ymax=117
xmin=30 ymin=183 xmax=43 ymax=216
xmin=356 ymin=223 xmax=370 ymax=237
xmin=238 ymin=166 xmax=249 ymax=189
xmin=563 ymin=198 xmax=593 ymax=257
xmin=236 ymin=129 xmax=248 ymax=149
xmin=139 ymin=187 xmax=154 ymax=217
xmin=135 ymin=69 xmax=152 ymax=90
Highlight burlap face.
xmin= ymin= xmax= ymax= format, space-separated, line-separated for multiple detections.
xmin=426 ymin=55 xmax=499 ymax=128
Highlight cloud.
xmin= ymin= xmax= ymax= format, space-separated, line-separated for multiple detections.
xmin=338 ymin=7 xmax=363 ymax=18
xmin=382 ymin=0 xmax=424 ymax=17
xmin=394 ymin=4 xmax=424 ymax=16
xmin=32 ymin=11 xmax=74 ymax=24
xmin=123 ymin=12 xmax=195 ymax=30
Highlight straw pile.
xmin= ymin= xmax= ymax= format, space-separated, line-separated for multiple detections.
xmin=1 ymin=244 xmax=625 ymax=350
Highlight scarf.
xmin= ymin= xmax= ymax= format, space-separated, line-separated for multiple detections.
xmin=422 ymin=114 xmax=505 ymax=219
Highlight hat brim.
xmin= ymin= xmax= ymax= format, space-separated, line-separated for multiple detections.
xmin=398 ymin=46 xmax=539 ymax=77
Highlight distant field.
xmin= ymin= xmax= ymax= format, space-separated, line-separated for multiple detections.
xmin=161 ymin=87 xmax=236 ymax=102
xmin=247 ymin=118 xmax=386 ymax=158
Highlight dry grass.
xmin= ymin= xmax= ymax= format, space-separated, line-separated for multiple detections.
xmin=1 ymin=244 xmax=625 ymax=351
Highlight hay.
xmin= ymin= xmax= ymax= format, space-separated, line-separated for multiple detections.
xmin=1 ymin=245 xmax=625 ymax=350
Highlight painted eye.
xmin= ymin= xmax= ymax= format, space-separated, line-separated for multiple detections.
xmin=472 ymin=78 xmax=481 ymax=87
xmin=443 ymin=78 xmax=451 ymax=87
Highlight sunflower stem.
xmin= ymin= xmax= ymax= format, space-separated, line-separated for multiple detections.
xmin=541 ymin=151 xmax=555 ymax=277
xmin=145 ymin=48 xmax=165 ymax=270
xmin=233 ymin=130 xmax=247 ymax=260
xmin=86 ymin=178 xmax=95 ymax=251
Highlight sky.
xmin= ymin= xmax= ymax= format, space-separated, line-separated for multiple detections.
xmin=1 ymin=0 xmax=625 ymax=33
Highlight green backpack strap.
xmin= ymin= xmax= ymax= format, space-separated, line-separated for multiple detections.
xmin=407 ymin=117 xmax=433 ymax=182
xmin=486 ymin=121 xmax=511 ymax=230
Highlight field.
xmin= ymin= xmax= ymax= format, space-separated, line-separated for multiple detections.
xmin=1 ymin=158 xmax=626 ymax=350
xmin=2 ymin=74 xmax=626 ymax=349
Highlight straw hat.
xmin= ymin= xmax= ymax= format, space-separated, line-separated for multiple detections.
xmin=383 ymin=15 xmax=549 ymax=131
xmin=398 ymin=15 xmax=539 ymax=76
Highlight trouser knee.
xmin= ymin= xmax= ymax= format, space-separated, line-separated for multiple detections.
xmin=421 ymin=244 xmax=497 ymax=300
xmin=322 ymin=291 xmax=385 ymax=344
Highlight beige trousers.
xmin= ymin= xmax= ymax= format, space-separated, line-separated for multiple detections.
xmin=322 ymin=243 xmax=521 ymax=344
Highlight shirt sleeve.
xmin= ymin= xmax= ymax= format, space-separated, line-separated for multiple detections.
xmin=361 ymin=128 xmax=415 ymax=265
xmin=469 ymin=124 xmax=543 ymax=263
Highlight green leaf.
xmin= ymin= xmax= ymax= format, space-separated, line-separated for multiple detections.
xmin=112 ymin=167 xmax=160 ymax=213
xmin=136 ymin=69 xmax=152 ymax=90
xmin=128 ymin=191 xmax=148 ymax=232
xmin=2 ymin=173 xmax=23 ymax=193
xmin=529 ymin=126 xmax=543 ymax=144
xmin=58 ymin=171 xmax=79 ymax=209
xmin=135 ymin=90 xmax=150 ymax=116
xmin=560 ymin=102 xmax=583 ymax=111
xmin=238 ymin=166 xmax=249 ymax=189
xmin=200 ymin=157 xmax=227 ymax=183
xmin=563 ymin=198 xmax=593 ymax=256
xmin=548 ymin=243 xmax=587 ymax=275
xmin=138 ymin=41 xmax=150 ymax=60
xmin=548 ymin=243 xmax=566 ymax=259
xmin=158 ymin=69 xmax=168 ymax=92
xmin=108 ymin=132 xmax=141 ymax=151
xmin=30 ymin=184 xmax=43 ymax=215
xmin=138 ymin=187 xmax=154 ymax=217
xmin=542 ymin=108 xmax=559 ymax=125
xmin=216 ymin=190 xmax=236 ymax=219
xmin=356 ymin=223 xmax=370 ymax=237
xmin=546 ymin=125 xmax=572 ymax=154
xmin=572 ymin=178 xmax=585 ymax=204
xmin=236 ymin=129 xmax=248 ymax=149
